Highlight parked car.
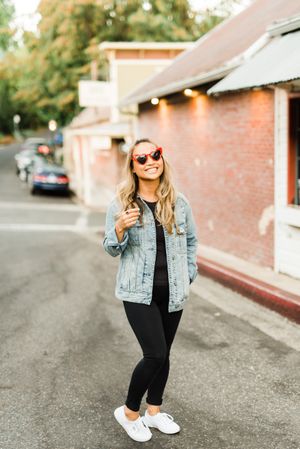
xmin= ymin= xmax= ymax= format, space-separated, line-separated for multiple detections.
xmin=15 ymin=143 xmax=54 ymax=180
xmin=20 ymin=137 xmax=48 ymax=151
xmin=27 ymin=157 xmax=70 ymax=195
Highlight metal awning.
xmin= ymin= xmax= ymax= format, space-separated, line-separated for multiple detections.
xmin=207 ymin=29 xmax=300 ymax=95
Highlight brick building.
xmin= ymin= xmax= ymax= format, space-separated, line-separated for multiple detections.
xmin=120 ymin=0 xmax=300 ymax=313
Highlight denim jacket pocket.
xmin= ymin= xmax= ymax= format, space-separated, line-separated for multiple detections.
xmin=128 ymin=220 xmax=143 ymax=245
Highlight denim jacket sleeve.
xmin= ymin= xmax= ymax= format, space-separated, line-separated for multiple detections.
xmin=182 ymin=196 xmax=198 ymax=284
xmin=102 ymin=198 xmax=129 ymax=257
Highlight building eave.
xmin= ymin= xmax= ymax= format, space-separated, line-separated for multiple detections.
xmin=99 ymin=41 xmax=194 ymax=51
xmin=119 ymin=61 xmax=241 ymax=107
xmin=267 ymin=13 xmax=300 ymax=37
xmin=119 ymin=32 xmax=271 ymax=107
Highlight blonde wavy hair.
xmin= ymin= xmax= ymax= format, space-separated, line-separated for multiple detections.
xmin=115 ymin=138 xmax=181 ymax=235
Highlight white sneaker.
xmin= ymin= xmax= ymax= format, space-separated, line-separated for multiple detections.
xmin=143 ymin=409 xmax=181 ymax=434
xmin=114 ymin=405 xmax=152 ymax=442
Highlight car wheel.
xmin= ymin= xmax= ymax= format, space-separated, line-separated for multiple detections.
xmin=27 ymin=174 xmax=36 ymax=194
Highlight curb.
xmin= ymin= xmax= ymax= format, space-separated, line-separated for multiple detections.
xmin=197 ymin=256 xmax=300 ymax=325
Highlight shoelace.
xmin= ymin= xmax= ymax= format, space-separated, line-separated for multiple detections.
xmin=159 ymin=413 xmax=175 ymax=422
xmin=131 ymin=418 xmax=149 ymax=433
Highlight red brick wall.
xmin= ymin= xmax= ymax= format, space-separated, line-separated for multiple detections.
xmin=137 ymin=90 xmax=275 ymax=267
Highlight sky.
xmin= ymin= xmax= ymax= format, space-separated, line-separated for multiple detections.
xmin=11 ymin=0 xmax=250 ymax=32
xmin=11 ymin=0 xmax=41 ymax=32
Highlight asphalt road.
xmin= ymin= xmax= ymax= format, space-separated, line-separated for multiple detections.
xmin=0 ymin=143 xmax=300 ymax=449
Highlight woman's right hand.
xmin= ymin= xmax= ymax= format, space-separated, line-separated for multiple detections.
xmin=116 ymin=207 xmax=140 ymax=232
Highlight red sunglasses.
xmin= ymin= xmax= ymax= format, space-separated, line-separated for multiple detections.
xmin=131 ymin=147 xmax=163 ymax=165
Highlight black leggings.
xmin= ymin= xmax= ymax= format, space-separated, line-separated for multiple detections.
xmin=122 ymin=284 xmax=183 ymax=412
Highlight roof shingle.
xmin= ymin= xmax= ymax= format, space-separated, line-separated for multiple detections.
xmin=121 ymin=0 xmax=300 ymax=105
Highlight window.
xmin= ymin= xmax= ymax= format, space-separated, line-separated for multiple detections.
xmin=288 ymin=98 xmax=300 ymax=206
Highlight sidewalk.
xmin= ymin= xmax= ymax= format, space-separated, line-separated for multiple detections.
xmin=197 ymin=244 xmax=300 ymax=324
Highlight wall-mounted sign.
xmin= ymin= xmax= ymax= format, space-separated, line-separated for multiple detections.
xmin=78 ymin=81 xmax=113 ymax=107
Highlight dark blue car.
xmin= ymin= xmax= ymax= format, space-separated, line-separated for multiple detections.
xmin=27 ymin=157 xmax=70 ymax=195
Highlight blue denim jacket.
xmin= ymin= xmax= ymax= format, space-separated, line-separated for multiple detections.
xmin=102 ymin=192 xmax=198 ymax=312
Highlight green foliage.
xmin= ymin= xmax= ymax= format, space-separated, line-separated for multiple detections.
xmin=0 ymin=77 xmax=14 ymax=133
xmin=197 ymin=0 xmax=249 ymax=34
xmin=101 ymin=0 xmax=199 ymax=41
xmin=0 ymin=0 xmax=243 ymax=133
xmin=0 ymin=0 xmax=14 ymax=51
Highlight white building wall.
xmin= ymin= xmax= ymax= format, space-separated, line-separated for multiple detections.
xmin=274 ymin=87 xmax=300 ymax=279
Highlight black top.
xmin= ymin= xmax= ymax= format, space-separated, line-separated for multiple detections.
xmin=144 ymin=200 xmax=169 ymax=286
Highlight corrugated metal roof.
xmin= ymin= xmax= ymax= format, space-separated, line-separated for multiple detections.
xmin=208 ymin=29 xmax=300 ymax=94
xmin=121 ymin=0 xmax=300 ymax=106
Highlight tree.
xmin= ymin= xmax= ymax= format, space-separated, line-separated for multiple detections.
xmin=0 ymin=0 xmax=14 ymax=51
xmin=101 ymin=0 xmax=199 ymax=42
xmin=0 ymin=0 xmax=247 ymax=132
xmin=10 ymin=0 xmax=202 ymax=128
xmin=0 ymin=0 xmax=16 ymax=134
xmin=195 ymin=0 xmax=252 ymax=34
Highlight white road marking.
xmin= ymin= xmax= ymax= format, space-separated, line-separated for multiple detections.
xmin=0 ymin=223 xmax=104 ymax=232
xmin=0 ymin=201 xmax=83 ymax=212
xmin=75 ymin=209 xmax=90 ymax=228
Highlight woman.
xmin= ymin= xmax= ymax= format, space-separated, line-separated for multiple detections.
xmin=103 ymin=138 xmax=198 ymax=442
